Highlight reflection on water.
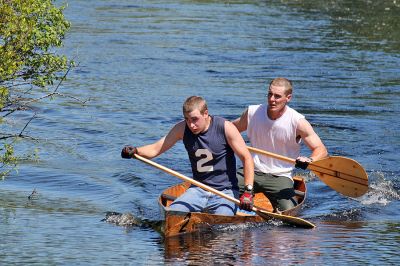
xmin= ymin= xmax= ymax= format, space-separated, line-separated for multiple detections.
xmin=163 ymin=221 xmax=400 ymax=264
xmin=1 ymin=0 xmax=399 ymax=264
xmin=281 ymin=0 xmax=400 ymax=52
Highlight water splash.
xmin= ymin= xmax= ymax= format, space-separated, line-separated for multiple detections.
xmin=359 ymin=171 xmax=400 ymax=205
xmin=326 ymin=208 xmax=364 ymax=221
xmin=102 ymin=212 xmax=141 ymax=226
xmin=102 ymin=211 xmax=163 ymax=231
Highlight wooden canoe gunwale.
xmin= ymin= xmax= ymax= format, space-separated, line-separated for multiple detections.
xmin=159 ymin=176 xmax=307 ymax=237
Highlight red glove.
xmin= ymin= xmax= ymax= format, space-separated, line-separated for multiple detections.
xmin=240 ymin=192 xmax=253 ymax=211
xmin=121 ymin=146 xmax=137 ymax=159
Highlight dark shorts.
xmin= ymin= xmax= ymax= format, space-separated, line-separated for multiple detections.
xmin=237 ymin=168 xmax=298 ymax=212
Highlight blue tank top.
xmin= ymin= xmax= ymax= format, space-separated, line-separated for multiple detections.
xmin=183 ymin=116 xmax=238 ymax=191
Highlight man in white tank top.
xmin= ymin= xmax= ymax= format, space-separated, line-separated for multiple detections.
xmin=233 ymin=78 xmax=328 ymax=212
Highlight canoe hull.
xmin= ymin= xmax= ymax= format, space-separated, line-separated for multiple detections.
xmin=159 ymin=176 xmax=306 ymax=237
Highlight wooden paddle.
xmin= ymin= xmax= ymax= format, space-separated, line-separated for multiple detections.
xmin=247 ymin=146 xmax=369 ymax=198
xmin=134 ymin=154 xmax=315 ymax=229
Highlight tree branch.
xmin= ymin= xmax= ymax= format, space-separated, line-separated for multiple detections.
xmin=19 ymin=113 xmax=37 ymax=137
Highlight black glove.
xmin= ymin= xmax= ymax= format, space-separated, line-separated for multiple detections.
xmin=239 ymin=192 xmax=254 ymax=211
xmin=295 ymin=158 xmax=311 ymax=170
xmin=121 ymin=146 xmax=137 ymax=159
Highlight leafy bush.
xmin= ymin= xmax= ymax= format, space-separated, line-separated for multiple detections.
xmin=0 ymin=0 xmax=73 ymax=177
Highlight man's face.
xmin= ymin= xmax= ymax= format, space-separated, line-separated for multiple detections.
xmin=184 ymin=109 xmax=208 ymax=134
xmin=267 ymin=84 xmax=292 ymax=112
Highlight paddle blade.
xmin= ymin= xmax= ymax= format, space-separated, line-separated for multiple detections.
xmin=309 ymin=156 xmax=369 ymax=198
xmin=254 ymin=208 xmax=315 ymax=229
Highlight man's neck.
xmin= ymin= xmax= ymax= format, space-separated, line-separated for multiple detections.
xmin=202 ymin=115 xmax=212 ymax=132
xmin=267 ymin=106 xmax=287 ymax=120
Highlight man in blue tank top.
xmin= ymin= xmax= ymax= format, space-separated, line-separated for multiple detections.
xmin=121 ymin=96 xmax=255 ymax=215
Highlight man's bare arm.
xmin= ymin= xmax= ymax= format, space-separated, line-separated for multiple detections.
xmin=297 ymin=118 xmax=328 ymax=161
xmin=232 ymin=108 xmax=249 ymax=133
xmin=136 ymin=121 xmax=185 ymax=159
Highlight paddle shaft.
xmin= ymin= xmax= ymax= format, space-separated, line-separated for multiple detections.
xmin=134 ymin=154 xmax=241 ymax=205
xmin=247 ymin=146 xmax=324 ymax=173
xmin=247 ymin=146 xmax=295 ymax=164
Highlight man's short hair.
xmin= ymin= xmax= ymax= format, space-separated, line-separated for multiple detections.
xmin=183 ymin=96 xmax=208 ymax=115
xmin=269 ymin=77 xmax=293 ymax=95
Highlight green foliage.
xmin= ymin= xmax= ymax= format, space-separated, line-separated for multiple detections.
xmin=0 ymin=87 xmax=8 ymax=110
xmin=0 ymin=143 xmax=17 ymax=179
xmin=0 ymin=0 xmax=72 ymax=177
xmin=0 ymin=0 xmax=71 ymax=87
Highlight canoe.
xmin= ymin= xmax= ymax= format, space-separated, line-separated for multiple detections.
xmin=158 ymin=176 xmax=307 ymax=237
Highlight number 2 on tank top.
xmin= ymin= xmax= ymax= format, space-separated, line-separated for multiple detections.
xmin=195 ymin=149 xmax=214 ymax=172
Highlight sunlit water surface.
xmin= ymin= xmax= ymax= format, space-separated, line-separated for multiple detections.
xmin=1 ymin=0 xmax=399 ymax=265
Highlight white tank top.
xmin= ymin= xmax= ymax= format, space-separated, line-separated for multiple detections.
xmin=247 ymin=104 xmax=304 ymax=178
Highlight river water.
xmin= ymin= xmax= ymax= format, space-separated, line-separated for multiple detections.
xmin=1 ymin=0 xmax=400 ymax=265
